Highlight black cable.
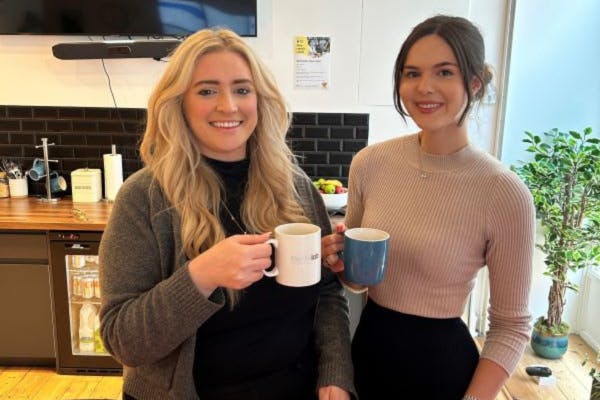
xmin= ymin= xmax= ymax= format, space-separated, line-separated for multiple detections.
xmin=100 ymin=59 xmax=127 ymax=135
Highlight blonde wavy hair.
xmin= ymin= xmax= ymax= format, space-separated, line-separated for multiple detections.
xmin=140 ymin=29 xmax=309 ymax=303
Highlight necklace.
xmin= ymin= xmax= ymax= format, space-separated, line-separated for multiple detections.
xmin=417 ymin=134 xmax=428 ymax=179
xmin=220 ymin=200 xmax=248 ymax=234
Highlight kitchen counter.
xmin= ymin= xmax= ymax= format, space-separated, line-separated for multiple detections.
xmin=0 ymin=197 xmax=343 ymax=232
xmin=0 ymin=197 xmax=112 ymax=231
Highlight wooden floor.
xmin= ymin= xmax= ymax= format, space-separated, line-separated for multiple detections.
xmin=0 ymin=366 xmax=122 ymax=400
xmin=478 ymin=334 xmax=599 ymax=400
xmin=1 ymin=334 xmax=598 ymax=399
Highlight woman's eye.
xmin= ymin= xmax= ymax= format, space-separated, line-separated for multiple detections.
xmin=198 ymin=88 xmax=216 ymax=96
xmin=403 ymin=71 xmax=419 ymax=78
xmin=438 ymin=69 xmax=454 ymax=77
xmin=235 ymin=87 xmax=252 ymax=95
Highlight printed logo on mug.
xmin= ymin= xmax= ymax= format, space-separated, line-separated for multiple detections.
xmin=343 ymin=227 xmax=390 ymax=286
xmin=264 ymin=223 xmax=321 ymax=287
xmin=27 ymin=158 xmax=47 ymax=181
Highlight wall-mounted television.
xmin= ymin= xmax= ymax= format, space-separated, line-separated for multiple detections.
xmin=0 ymin=0 xmax=257 ymax=37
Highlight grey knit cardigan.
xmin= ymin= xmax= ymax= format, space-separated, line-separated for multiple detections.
xmin=99 ymin=167 xmax=356 ymax=399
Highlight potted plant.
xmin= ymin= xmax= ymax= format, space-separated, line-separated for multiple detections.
xmin=512 ymin=127 xmax=600 ymax=359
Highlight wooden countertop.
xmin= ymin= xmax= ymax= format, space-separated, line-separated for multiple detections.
xmin=0 ymin=197 xmax=112 ymax=231
xmin=0 ymin=197 xmax=344 ymax=232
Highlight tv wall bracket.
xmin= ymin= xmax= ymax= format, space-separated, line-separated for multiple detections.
xmin=52 ymin=39 xmax=181 ymax=60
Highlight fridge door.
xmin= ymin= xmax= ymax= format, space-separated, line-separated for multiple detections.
xmin=49 ymin=231 xmax=121 ymax=375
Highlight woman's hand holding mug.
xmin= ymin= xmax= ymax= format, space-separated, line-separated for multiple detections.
xmin=322 ymin=223 xmax=390 ymax=293
xmin=188 ymin=233 xmax=273 ymax=297
xmin=321 ymin=223 xmax=346 ymax=273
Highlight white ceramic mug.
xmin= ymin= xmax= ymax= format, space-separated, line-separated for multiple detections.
xmin=264 ymin=223 xmax=321 ymax=287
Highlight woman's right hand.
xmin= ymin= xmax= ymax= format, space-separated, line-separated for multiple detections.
xmin=187 ymin=232 xmax=273 ymax=297
xmin=322 ymin=223 xmax=368 ymax=294
xmin=321 ymin=223 xmax=346 ymax=273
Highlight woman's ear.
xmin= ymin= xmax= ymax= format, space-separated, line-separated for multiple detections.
xmin=471 ymin=77 xmax=483 ymax=96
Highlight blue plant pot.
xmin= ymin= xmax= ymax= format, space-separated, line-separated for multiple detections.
xmin=530 ymin=329 xmax=569 ymax=359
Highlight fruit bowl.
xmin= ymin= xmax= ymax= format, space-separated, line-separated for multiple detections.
xmin=321 ymin=192 xmax=348 ymax=211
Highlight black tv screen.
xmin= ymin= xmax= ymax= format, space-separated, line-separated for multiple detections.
xmin=0 ymin=0 xmax=257 ymax=37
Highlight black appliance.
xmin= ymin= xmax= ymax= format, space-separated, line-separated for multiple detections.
xmin=0 ymin=0 xmax=257 ymax=37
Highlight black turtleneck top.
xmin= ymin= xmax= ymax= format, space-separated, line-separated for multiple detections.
xmin=193 ymin=158 xmax=318 ymax=394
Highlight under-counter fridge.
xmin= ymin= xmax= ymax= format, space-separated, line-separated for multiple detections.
xmin=49 ymin=231 xmax=121 ymax=375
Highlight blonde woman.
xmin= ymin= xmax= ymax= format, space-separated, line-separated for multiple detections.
xmin=99 ymin=28 xmax=355 ymax=400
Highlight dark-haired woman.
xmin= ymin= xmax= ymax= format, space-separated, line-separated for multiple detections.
xmin=321 ymin=15 xmax=535 ymax=400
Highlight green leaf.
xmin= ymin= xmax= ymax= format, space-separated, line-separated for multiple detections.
xmin=569 ymin=130 xmax=582 ymax=139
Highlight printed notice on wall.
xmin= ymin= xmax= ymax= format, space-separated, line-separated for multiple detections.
xmin=294 ymin=36 xmax=331 ymax=89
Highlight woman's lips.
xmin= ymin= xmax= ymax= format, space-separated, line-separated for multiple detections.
xmin=415 ymin=102 xmax=442 ymax=113
xmin=210 ymin=120 xmax=242 ymax=128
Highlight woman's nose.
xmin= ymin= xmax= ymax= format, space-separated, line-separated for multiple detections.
xmin=417 ymin=75 xmax=434 ymax=94
xmin=216 ymin=92 xmax=238 ymax=113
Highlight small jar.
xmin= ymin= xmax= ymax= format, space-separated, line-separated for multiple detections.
xmin=0 ymin=172 xmax=9 ymax=198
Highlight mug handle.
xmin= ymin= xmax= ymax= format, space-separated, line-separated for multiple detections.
xmin=263 ymin=238 xmax=279 ymax=277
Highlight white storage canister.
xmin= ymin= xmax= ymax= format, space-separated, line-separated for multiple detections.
xmin=71 ymin=168 xmax=102 ymax=203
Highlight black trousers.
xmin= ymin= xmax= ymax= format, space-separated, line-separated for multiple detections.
xmin=352 ymin=299 xmax=479 ymax=400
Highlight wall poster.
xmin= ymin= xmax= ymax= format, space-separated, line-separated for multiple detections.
xmin=294 ymin=36 xmax=331 ymax=89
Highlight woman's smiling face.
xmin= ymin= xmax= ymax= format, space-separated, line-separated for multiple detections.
xmin=183 ymin=50 xmax=258 ymax=161
xmin=399 ymin=34 xmax=471 ymax=135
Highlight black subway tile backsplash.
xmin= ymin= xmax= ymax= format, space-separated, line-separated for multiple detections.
xmin=83 ymin=108 xmax=111 ymax=120
xmin=317 ymin=140 xmax=342 ymax=152
xmin=0 ymin=120 xmax=20 ymax=131
xmin=32 ymin=107 xmax=58 ymax=119
xmin=343 ymin=140 xmax=368 ymax=152
xmin=0 ymin=106 xmax=368 ymax=196
xmin=343 ymin=113 xmax=369 ymax=126
xmin=47 ymin=120 xmax=73 ymax=132
xmin=7 ymin=107 xmax=32 ymax=119
xmin=317 ymin=113 xmax=343 ymax=126
xmin=292 ymin=113 xmax=317 ymax=125
xmin=58 ymin=108 xmax=84 ymax=119
xmin=287 ymin=126 xmax=304 ymax=139
xmin=304 ymin=126 xmax=329 ymax=138
xmin=357 ymin=126 xmax=369 ymax=140
xmin=330 ymin=127 xmax=355 ymax=139
xmin=22 ymin=120 xmax=46 ymax=132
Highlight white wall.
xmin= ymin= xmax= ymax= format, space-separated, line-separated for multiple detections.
xmin=579 ymin=269 xmax=600 ymax=352
xmin=0 ymin=0 xmax=507 ymax=152
xmin=499 ymin=0 xmax=600 ymax=336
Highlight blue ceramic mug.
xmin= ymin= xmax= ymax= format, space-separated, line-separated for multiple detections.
xmin=27 ymin=158 xmax=46 ymax=181
xmin=343 ymin=228 xmax=390 ymax=286
xmin=49 ymin=171 xmax=68 ymax=193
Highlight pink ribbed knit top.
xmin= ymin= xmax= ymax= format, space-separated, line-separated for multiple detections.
xmin=345 ymin=133 xmax=535 ymax=374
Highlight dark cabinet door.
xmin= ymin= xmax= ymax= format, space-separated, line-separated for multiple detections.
xmin=0 ymin=231 xmax=55 ymax=366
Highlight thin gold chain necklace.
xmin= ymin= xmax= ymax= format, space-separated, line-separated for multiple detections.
xmin=220 ymin=200 xmax=248 ymax=234
xmin=417 ymin=133 xmax=428 ymax=179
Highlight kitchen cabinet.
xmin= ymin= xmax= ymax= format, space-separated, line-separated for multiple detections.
xmin=0 ymin=231 xmax=56 ymax=366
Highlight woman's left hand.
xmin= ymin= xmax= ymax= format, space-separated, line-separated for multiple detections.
xmin=318 ymin=385 xmax=351 ymax=400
